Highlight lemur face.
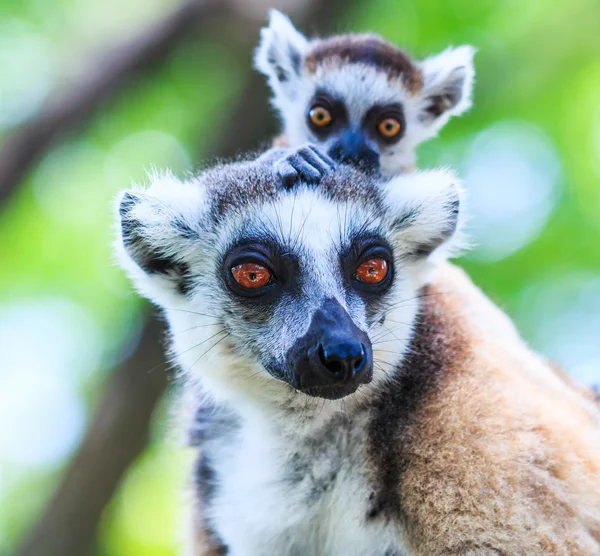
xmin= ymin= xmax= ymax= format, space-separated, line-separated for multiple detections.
xmin=116 ymin=155 xmax=461 ymax=407
xmin=255 ymin=11 xmax=475 ymax=177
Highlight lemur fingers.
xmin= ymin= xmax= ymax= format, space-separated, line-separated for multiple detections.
xmin=303 ymin=145 xmax=336 ymax=173
xmin=274 ymin=144 xmax=336 ymax=189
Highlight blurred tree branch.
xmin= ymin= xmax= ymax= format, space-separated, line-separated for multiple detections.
xmin=10 ymin=1 xmax=357 ymax=555
xmin=0 ymin=0 xmax=223 ymax=209
xmin=15 ymin=319 xmax=167 ymax=556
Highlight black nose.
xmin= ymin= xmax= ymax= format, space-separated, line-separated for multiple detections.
xmin=317 ymin=342 xmax=366 ymax=382
xmin=328 ymin=130 xmax=380 ymax=171
xmin=285 ymin=298 xmax=373 ymax=400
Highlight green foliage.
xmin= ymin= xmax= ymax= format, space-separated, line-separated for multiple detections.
xmin=0 ymin=0 xmax=598 ymax=553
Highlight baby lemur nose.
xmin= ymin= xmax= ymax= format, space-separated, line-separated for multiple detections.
xmin=317 ymin=342 xmax=367 ymax=382
xmin=328 ymin=130 xmax=380 ymax=171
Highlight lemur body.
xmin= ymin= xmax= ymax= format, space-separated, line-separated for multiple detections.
xmin=117 ymin=151 xmax=600 ymax=555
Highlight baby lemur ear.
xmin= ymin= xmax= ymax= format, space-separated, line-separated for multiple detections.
xmin=418 ymin=45 xmax=475 ymax=130
xmin=116 ymin=173 xmax=204 ymax=302
xmin=254 ymin=10 xmax=309 ymax=100
xmin=384 ymin=169 xmax=465 ymax=260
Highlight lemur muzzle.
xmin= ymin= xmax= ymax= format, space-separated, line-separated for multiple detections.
xmin=285 ymin=298 xmax=373 ymax=400
xmin=328 ymin=130 xmax=380 ymax=171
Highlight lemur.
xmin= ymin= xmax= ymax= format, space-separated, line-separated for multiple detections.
xmin=253 ymin=10 xmax=600 ymax=405
xmin=116 ymin=147 xmax=600 ymax=555
xmin=255 ymin=10 xmax=474 ymax=176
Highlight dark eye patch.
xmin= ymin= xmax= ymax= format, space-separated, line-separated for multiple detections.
xmin=222 ymin=237 xmax=300 ymax=301
xmin=340 ymin=234 xmax=394 ymax=297
xmin=307 ymin=89 xmax=348 ymax=137
xmin=362 ymin=103 xmax=406 ymax=145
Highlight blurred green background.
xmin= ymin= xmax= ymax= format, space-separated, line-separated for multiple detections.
xmin=0 ymin=0 xmax=599 ymax=554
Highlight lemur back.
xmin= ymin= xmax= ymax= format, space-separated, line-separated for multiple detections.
xmin=116 ymin=150 xmax=600 ymax=555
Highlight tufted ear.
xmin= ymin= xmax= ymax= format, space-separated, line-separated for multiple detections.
xmin=384 ymin=169 xmax=465 ymax=261
xmin=254 ymin=10 xmax=309 ymax=101
xmin=417 ymin=46 xmax=475 ymax=132
xmin=116 ymin=173 xmax=205 ymax=301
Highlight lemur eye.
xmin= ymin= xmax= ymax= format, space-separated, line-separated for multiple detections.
xmin=377 ymin=117 xmax=402 ymax=138
xmin=355 ymin=258 xmax=389 ymax=284
xmin=308 ymin=106 xmax=333 ymax=128
xmin=231 ymin=263 xmax=272 ymax=290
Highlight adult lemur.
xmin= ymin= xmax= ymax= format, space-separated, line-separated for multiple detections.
xmin=116 ymin=148 xmax=600 ymax=555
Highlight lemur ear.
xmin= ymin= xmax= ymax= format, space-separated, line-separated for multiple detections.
xmin=116 ymin=173 xmax=204 ymax=301
xmin=384 ymin=169 xmax=465 ymax=260
xmin=254 ymin=10 xmax=309 ymax=100
xmin=418 ymin=46 xmax=475 ymax=129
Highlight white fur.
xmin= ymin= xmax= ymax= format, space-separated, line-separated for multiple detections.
xmin=115 ymin=171 xmax=206 ymax=308
xmin=385 ymin=168 xmax=468 ymax=263
xmin=254 ymin=10 xmax=309 ymax=101
xmin=207 ymin=410 xmax=408 ymax=556
xmin=419 ymin=45 xmax=476 ymax=133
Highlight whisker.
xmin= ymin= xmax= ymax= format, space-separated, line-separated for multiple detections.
xmin=169 ymin=322 xmax=223 ymax=335
xmin=163 ymin=307 xmax=221 ymax=319
xmin=291 ymin=199 xmax=317 ymax=252
xmin=170 ymin=329 xmax=229 ymax=362
xmin=287 ymin=193 xmax=297 ymax=246
xmin=185 ymin=333 xmax=231 ymax=376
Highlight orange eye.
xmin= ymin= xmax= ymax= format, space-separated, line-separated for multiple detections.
xmin=355 ymin=258 xmax=389 ymax=284
xmin=231 ymin=263 xmax=271 ymax=289
xmin=308 ymin=105 xmax=332 ymax=127
xmin=377 ymin=117 xmax=402 ymax=138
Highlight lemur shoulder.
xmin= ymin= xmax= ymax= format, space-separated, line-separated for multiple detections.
xmin=253 ymin=10 xmax=597 ymax=404
xmin=116 ymin=148 xmax=600 ymax=555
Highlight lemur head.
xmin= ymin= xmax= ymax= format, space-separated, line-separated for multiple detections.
xmin=255 ymin=10 xmax=475 ymax=176
xmin=116 ymin=155 xmax=462 ymax=410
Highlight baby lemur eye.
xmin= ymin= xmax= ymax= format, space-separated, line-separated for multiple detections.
xmin=308 ymin=105 xmax=333 ymax=128
xmin=231 ymin=263 xmax=272 ymax=290
xmin=355 ymin=258 xmax=389 ymax=285
xmin=377 ymin=117 xmax=402 ymax=139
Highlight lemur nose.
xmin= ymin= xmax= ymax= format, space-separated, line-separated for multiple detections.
xmin=317 ymin=342 xmax=366 ymax=382
xmin=328 ymin=130 xmax=380 ymax=171
xmin=285 ymin=298 xmax=373 ymax=399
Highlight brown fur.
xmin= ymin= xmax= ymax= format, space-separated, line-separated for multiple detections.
xmin=305 ymin=34 xmax=424 ymax=94
xmin=376 ymin=267 xmax=600 ymax=555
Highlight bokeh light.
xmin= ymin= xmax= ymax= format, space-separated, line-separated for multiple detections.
xmin=0 ymin=297 xmax=102 ymax=467
xmin=517 ymin=274 xmax=600 ymax=385
xmin=462 ymin=121 xmax=561 ymax=262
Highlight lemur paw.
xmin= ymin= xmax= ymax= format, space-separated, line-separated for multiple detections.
xmin=275 ymin=145 xmax=336 ymax=189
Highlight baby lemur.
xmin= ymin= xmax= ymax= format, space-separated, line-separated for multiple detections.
xmin=116 ymin=148 xmax=600 ymax=555
xmin=255 ymin=10 xmax=474 ymax=176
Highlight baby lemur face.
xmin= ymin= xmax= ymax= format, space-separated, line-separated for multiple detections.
xmin=116 ymin=153 xmax=461 ymax=407
xmin=255 ymin=11 xmax=475 ymax=177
